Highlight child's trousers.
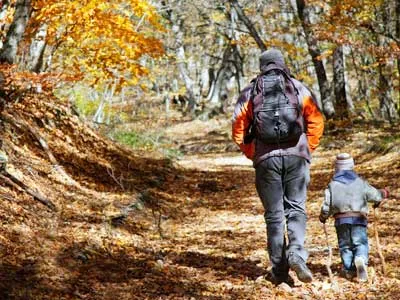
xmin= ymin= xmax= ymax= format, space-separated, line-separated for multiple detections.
xmin=335 ymin=224 xmax=369 ymax=271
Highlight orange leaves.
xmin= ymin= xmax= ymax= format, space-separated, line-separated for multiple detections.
xmin=0 ymin=64 xmax=82 ymax=97
xmin=29 ymin=0 xmax=165 ymax=89
xmin=310 ymin=0 xmax=399 ymax=67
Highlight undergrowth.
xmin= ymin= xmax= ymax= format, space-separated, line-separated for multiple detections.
xmin=110 ymin=130 xmax=183 ymax=160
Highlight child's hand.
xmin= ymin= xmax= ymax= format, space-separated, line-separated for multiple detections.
xmin=380 ymin=187 xmax=390 ymax=198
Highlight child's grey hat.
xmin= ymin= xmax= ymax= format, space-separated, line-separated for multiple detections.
xmin=335 ymin=153 xmax=354 ymax=171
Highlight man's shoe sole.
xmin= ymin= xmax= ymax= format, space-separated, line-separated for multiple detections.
xmin=288 ymin=253 xmax=313 ymax=283
xmin=290 ymin=263 xmax=313 ymax=283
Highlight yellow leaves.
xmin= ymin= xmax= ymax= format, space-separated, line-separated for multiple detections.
xmin=210 ymin=11 xmax=225 ymax=23
xmin=316 ymin=49 xmax=334 ymax=61
xmin=29 ymin=0 xmax=165 ymax=88
xmin=360 ymin=62 xmax=380 ymax=71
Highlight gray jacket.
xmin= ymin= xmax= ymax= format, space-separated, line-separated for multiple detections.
xmin=320 ymin=174 xmax=383 ymax=219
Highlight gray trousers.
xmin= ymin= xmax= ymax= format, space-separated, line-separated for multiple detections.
xmin=255 ymin=156 xmax=310 ymax=277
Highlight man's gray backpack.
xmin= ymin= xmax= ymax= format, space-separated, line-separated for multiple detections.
xmin=246 ymin=65 xmax=305 ymax=145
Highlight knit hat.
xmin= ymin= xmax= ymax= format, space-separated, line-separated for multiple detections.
xmin=259 ymin=49 xmax=285 ymax=71
xmin=335 ymin=153 xmax=354 ymax=171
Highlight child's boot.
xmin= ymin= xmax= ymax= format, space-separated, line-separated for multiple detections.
xmin=354 ymin=256 xmax=368 ymax=282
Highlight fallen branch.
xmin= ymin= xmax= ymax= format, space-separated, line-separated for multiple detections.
xmin=2 ymin=112 xmax=77 ymax=186
xmin=0 ymin=171 xmax=56 ymax=211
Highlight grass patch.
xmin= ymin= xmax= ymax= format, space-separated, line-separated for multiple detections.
xmin=111 ymin=130 xmax=183 ymax=159
xmin=113 ymin=131 xmax=154 ymax=150
xmin=364 ymin=134 xmax=400 ymax=154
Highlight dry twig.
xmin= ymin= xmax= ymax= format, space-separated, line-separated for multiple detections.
xmin=373 ymin=207 xmax=386 ymax=275
xmin=323 ymin=223 xmax=340 ymax=291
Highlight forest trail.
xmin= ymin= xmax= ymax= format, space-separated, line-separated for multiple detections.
xmin=0 ymin=1 xmax=399 ymax=298
xmin=148 ymin=119 xmax=400 ymax=299
xmin=0 ymin=87 xmax=399 ymax=299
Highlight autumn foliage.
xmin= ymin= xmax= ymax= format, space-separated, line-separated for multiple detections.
xmin=0 ymin=1 xmax=399 ymax=298
xmin=29 ymin=0 xmax=165 ymax=88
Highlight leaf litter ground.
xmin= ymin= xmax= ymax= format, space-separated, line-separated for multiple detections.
xmin=0 ymin=90 xmax=399 ymax=299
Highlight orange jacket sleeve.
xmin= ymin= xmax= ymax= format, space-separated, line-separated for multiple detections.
xmin=301 ymin=95 xmax=324 ymax=152
xmin=231 ymin=85 xmax=255 ymax=160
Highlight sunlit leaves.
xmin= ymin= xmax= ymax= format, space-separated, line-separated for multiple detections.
xmin=30 ymin=0 xmax=165 ymax=89
xmin=311 ymin=0 xmax=398 ymax=65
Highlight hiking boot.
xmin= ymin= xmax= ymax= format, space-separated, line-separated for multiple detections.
xmin=265 ymin=270 xmax=294 ymax=286
xmin=354 ymin=256 xmax=368 ymax=282
xmin=288 ymin=252 xmax=313 ymax=283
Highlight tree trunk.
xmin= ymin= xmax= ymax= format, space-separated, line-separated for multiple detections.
xmin=295 ymin=0 xmax=335 ymax=118
xmin=27 ymin=23 xmax=48 ymax=73
xmin=0 ymin=0 xmax=31 ymax=64
xmin=173 ymin=36 xmax=196 ymax=111
xmin=93 ymin=83 xmax=116 ymax=124
xmin=0 ymin=0 xmax=11 ymax=41
xmin=161 ymin=0 xmax=196 ymax=114
xmin=0 ymin=0 xmax=10 ymax=50
xmin=333 ymin=45 xmax=349 ymax=119
xmin=0 ymin=0 xmax=10 ymax=18
xmin=228 ymin=4 xmax=244 ymax=94
xmin=208 ymin=44 xmax=235 ymax=106
xmin=353 ymin=52 xmax=375 ymax=119
xmin=205 ymin=2 xmax=243 ymax=114
xmin=230 ymin=0 xmax=266 ymax=51
xmin=378 ymin=64 xmax=399 ymax=122
xmin=0 ymin=0 xmax=11 ymax=36
xmin=279 ymin=0 xmax=295 ymax=45
xmin=375 ymin=1 xmax=399 ymax=123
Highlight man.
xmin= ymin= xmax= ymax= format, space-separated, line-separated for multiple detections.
xmin=232 ymin=49 xmax=324 ymax=284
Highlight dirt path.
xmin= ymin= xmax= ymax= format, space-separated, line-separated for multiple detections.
xmin=136 ymin=121 xmax=400 ymax=299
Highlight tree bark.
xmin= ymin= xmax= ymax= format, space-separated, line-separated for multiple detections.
xmin=378 ymin=64 xmax=399 ymax=122
xmin=0 ymin=0 xmax=31 ymax=64
xmin=295 ymin=0 xmax=335 ymax=118
xmin=333 ymin=45 xmax=349 ymax=119
xmin=27 ymin=23 xmax=48 ymax=73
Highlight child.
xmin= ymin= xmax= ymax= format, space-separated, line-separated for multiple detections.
xmin=319 ymin=153 xmax=389 ymax=282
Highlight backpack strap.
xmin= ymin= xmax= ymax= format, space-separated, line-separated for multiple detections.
xmin=243 ymin=78 xmax=258 ymax=144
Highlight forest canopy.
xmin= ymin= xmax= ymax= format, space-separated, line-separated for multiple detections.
xmin=0 ymin=0 xmax=399 ymax=123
